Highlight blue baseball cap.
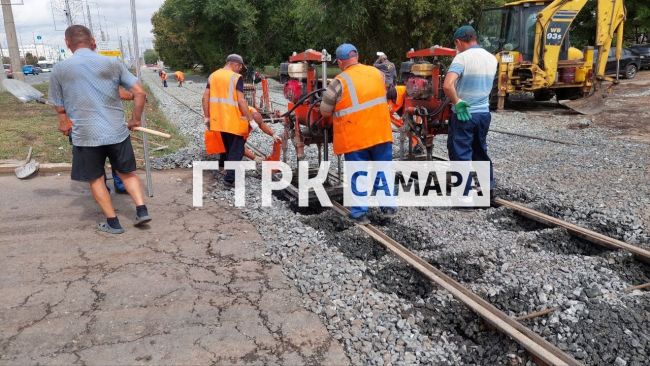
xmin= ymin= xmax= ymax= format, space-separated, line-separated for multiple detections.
xmin=335 ymin=43 xmax=358 ymax=60
xmin=453 ymin=25 xmax=477 ymax=42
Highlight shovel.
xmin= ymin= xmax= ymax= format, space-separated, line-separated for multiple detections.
xmin=15 ymin=147 xmax=40 ymax=179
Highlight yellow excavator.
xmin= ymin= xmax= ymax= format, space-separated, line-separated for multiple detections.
xmin=478 ymin=0 xmax=626 ymax=114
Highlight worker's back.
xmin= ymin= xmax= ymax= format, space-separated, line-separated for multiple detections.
xmin=48 ymin=48 xmax=136 ymax=147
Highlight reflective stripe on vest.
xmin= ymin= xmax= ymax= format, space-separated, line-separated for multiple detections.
xmin=333 ymin=71 xmax=387 ymax=118
xmin=209 ymin=73 xmax=239 ymax=106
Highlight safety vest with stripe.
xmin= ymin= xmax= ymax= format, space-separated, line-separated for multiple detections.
xmin=208 ymin=68 xmax=248 ymax=136
xmin=389 ymin=85 xmax=407 ymax=113
xmin=332 ymin=64 xmax=393 ymax=155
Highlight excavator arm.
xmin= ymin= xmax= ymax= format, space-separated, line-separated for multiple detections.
xmin=594 ymin=0 xmax=625 ymax=79
xmin=532 ymin=0 xmax=625 ymax=85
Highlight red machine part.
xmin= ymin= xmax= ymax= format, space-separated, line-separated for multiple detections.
xmin=283 ymin=80 xmax=303 ymax=104
xmin=406 ymin=46 xmax=457 ymax=58
xmin=396 ymin=46 xmax=456 ymax=158
xmin=283 ymin=49 xmax=331 ymax=160
xmin=289 ymin=49 xmax=324 ymax=63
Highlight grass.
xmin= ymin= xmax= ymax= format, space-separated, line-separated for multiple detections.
xmin=0 ymin=83 xmax=185 ymax=167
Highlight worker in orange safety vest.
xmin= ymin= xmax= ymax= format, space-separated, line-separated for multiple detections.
xmin=320 ymin=43 xmax=397 ymax=224
xmin=174 ymin=71 xmax=185 ymax=87
xmin=387 ymin=84 xmax=420 ymax=152
xmin=159 ymin=70 xmax=168 ymax=88
xmin=201 ymin=54 xmax=254 ymax=187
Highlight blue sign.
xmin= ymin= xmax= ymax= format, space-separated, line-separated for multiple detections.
xmin=61 ymin=49 xmax=65 ymax=53
xmin=36 ymin=35 xmax=42 ymax=40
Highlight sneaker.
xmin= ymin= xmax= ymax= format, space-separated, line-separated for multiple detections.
xmin=380 ymin=207 xmax=398 ymax=218
xmin=97 ymin=221 xmax=125 ymax=234
xmin=348 ymin=213 xmax=371 ymax=225
xmin=134 ymin=213 xmax=152 ymax=227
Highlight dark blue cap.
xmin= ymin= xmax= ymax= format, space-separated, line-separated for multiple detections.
xmin=335 ymin=43 xmax=358 ymax=60
xmin=453 ymin=25 xmax=477 ymax=41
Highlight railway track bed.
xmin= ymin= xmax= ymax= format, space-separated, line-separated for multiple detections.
xmin=143 ymin=71 xmax=650 ymax=365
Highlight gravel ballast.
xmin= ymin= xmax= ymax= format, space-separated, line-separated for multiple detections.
xmin=143 ymin=70 xmax=650 ymax=365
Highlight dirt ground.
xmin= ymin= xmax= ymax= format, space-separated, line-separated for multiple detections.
xmin=0 ymin=170 xmax=348 ymax=365
xmin=589 ymin=71 xmax=650 ymax=143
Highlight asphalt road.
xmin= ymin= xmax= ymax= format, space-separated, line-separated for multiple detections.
xmin=21 ymin=72 xmax=50 ymax=85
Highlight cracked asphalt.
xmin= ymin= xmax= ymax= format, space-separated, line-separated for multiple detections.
xmin=0 ymin=170 xmax=348 ymax=365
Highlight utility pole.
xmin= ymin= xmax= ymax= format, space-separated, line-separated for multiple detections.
xmin=126 ymin=36 xmax=133 ymax=66
xmin=86 ymin=2 xmax=93 ymax=36
xmin=129 ymin=0 xmax=153 ymax=196
xmin=32 ymin=32 xmax=39 ymax=59
xmin=64 ymin=0 xmax=73 ymax=26
xmin=0 ymin=39 xmax=6 ymax=91
xmin=1 ymin=0 xmax=24 ymax=81
xmin=119 ymin=36 xmax=125 ymax=62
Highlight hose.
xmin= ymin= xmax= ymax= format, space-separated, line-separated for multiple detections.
xmin=281 ymin=88 xmax=326 ymax=117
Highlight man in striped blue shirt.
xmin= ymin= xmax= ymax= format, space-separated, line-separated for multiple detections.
xmin=443 ymin=25 xmax=498 ymax=196
xmin=49 ymin=25 xmax=150 ymax=234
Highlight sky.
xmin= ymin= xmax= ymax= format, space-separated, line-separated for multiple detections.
xmin=1 ymin=0 xmax=165 ymax=56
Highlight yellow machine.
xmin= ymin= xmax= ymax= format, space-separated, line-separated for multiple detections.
xmin=478 ymin=0 xmax=626 ymax=113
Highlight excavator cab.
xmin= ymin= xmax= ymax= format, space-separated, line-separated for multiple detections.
xmin=480 ymin=3 xmax=546 ymax=62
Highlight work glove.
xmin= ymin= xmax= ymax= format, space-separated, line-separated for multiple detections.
xmin=272 ymin=134 xmax=282 ymax=143
xmin=249 ymin=120 xmax=259 ymax=131
xmin=204 ymin=117 xmax=210 ymax=129
xmin=454 ymin=100 xmax=472 ymax=121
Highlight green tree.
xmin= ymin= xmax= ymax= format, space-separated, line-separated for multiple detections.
xmin=144 ymin=49 xmax=159 ymax=64
xmin=24 ymin=52 xmax=38 ymax=66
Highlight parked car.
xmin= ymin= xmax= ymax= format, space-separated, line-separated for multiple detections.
xmin=629 ymin=44 xmax=650 ymax=69
xmin=597 ymin=48 xmax=642 ymax=79
xmin=22 ymin=65 xmax=40 ymax=75
xmin=33 ymin=66 xmax=42 ymax=74
xmin=3 ymin=64 xmax=12 ymax=79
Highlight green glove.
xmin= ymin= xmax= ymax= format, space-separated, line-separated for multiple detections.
xmin=455 ymin=100 xmax=472 ymax=121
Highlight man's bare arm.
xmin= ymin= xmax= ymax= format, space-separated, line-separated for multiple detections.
xmin=443 ymin=72 xmax=461 ymax=104
xmin=127 ymin=82 xmax=147 ymax=129
xmin=236 ymin=90 xmax=253 ymax=121
xmin=54 ymin=106 xmax=72 ymax=136
xmin=202 ymin=88 xmax=210 ymax=128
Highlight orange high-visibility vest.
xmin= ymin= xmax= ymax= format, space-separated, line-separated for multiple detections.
xmin=208 ymin=68 xmax=248 ymax=136
xmin=160 ymin=71 xmax=167 ymax=80
xmin=388 ymin=85 xmax=406 ymax=113
xmin=175 ymin=71 xmax=184 ymax=81
xmin=332 ymin=64 xmax=392 ymax=154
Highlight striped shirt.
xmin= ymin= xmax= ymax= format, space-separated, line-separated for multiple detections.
xmin=48 ymin=48 xmax=138 ymax=147
xmin=448 ymin=46 xmax=497 ymax=114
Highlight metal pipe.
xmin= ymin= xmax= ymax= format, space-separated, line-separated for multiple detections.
xmin=129 ymin=0 xmax=153 ymax=197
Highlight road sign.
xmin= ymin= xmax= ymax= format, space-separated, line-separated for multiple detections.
xmin=98 ymin=50 xmax=122 ymax=57
xmin=36 ymin=35 xmax=42 ymax=40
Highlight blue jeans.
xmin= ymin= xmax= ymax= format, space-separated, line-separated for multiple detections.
xmin=344 ymin=142 xmax=394 ymax=218
xmin=447 ymin=112 xmax=495 ymax=190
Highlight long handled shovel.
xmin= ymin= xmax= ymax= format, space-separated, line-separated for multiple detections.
xmin=14 ymin=147 xmax=39 ymax=179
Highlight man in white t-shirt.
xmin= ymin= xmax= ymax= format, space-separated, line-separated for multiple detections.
xmin=443 ymin=25 xmax=498 ymax=197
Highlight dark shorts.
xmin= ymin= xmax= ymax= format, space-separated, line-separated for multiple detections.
xmin=71 ymin=137 xmax=136 ymax=182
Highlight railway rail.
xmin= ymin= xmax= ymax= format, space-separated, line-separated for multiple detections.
xmin=151 ymin=78 xmax=649 ymax=365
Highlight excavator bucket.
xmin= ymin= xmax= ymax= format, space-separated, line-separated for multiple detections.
xmin=558 ymin=82 xmax=613 ymax=115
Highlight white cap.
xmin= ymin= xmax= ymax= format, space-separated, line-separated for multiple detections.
xmin=376 ymin=51 xmax=386 ymax=57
